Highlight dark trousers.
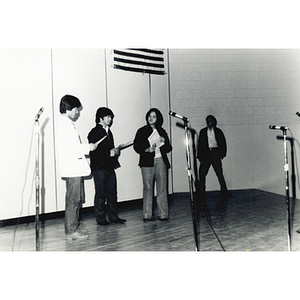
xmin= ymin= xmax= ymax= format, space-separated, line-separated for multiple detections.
xmin=64 ymin=177 xmax=85 ymax=234
xmin=92 ymin=169 xmax=119 ymax=223
xmin=199 ymin=148 xmax=228 ymax=192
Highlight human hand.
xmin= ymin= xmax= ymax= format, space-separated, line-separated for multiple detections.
xmin=89 ymin=143 xmax=98 ymax=151
xmin=145 ymin=144 xmax=156 ymax=153
xmin=89 ymin=136 xmax=107 ymax=151
xmin=110 ymin=147 xmax=120 ymax=157
xmin=159 ymin=137 xmax=165 ymax=144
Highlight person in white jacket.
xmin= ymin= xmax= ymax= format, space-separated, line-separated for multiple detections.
xmin=57 ymin=95 xmax=101 ymax=240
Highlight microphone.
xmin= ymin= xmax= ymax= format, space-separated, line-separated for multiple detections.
xmin=169 ymin=111 xmax=189 ymax=122
xmin=35 ymin=107 xmax=44 ymax=121
xmin=269 ymin=125 xmax=288 ymax=130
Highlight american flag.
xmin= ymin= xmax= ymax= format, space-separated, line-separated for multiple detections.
xmin=113 ymin=48 xmax=165 ymax=75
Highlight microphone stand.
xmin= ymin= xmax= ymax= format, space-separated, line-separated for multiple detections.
xmin=183 ymin=120 xmax=199 ymax=251
xmin=282 ymin=128 xmax=291 ymax=251
xmin=35 ymin=117 xmax=41 ymax=251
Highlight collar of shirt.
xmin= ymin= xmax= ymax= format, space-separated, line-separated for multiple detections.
xmin=98 ymin=123 xmax=109 ymax=133
xmin=207 ymin=127 xmax=218 ymax=148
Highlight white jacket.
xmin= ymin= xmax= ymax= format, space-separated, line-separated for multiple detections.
xmin=56 ymin=115 xmax=90 ymax=177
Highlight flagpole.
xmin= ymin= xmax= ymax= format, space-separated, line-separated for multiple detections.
xmin=149 ymin=73 xmax=152 ymax=107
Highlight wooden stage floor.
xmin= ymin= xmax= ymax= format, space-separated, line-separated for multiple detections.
xmin=199 ymin=189 xmax=300 ymax=251
xmin=1 ymin=189 xmax=300 ymax=251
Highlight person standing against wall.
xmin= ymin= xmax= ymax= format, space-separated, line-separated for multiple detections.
xmin=133 ymin=108 xmax=172 ymax=221
xmin=197 ymin=115 xmax=232 ymax=197
xmin=56 ymin=94 xmax=100 ymax=240
xmin=87 ymin=107 xmax=126 ymax=225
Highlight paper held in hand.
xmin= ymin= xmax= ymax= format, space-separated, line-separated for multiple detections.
xmin=118 ymin=140 xmax=133 ymax=150
xmin=95 ymin=135 xmax=107 ymax=146
xmin=95 ymin=136 xmax=133 ymax=151
xmin=148 ymin=129 xmax=164 ymax=148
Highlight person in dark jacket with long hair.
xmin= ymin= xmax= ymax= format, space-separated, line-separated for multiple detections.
xmin=134 ymin=108 xmax=172 ymax=221
xmin=197 ymin=115 xmax=231 ymax=196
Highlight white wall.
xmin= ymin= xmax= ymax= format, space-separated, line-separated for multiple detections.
xmin=0 ymin=49 xmax=171 ymax=220
xmin=105 ymin=50 xmax=151 ymax=201
xmin=52 ymin=49 xmax=172 ymax=213
xmin=51 ymin=49 xmax=108 ymax=212
xmin=0 ymin=50 xmax=54 ymax=219
xmin=2 ymin=48 xmax=300 ymax=220
xmin=169 ymin=49 xmax=300 ymax=196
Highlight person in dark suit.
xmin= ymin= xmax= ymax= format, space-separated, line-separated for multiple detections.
xmin=133 ymin=108 xmax=172 ymax=221
xmin=197 ymin=115 xmax=231 ymax=197
xmin=87 ymin=107 xmax=126 ymax=225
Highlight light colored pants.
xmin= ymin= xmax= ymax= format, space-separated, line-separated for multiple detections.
xmin=141 ymin=157 xmax=168 ymax=219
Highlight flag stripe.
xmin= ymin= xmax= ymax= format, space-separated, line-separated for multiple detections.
xmin=114 ymin=57 xmax=164 ymax=69
xmin=128 ymin=48 xmax=164 ymax=55
xmin=114 ymin=64 xmax=165 ymax=75
xmin=114 ymin=49 xmax=164 ymax=62
xmin=113 ymin=48 xmax=165 ymax=75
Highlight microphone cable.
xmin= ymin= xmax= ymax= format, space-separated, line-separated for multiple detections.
xmin=200 ymin=198 xmax=226 ymax=251
xmin=190 ymin=126 xmax=225 ymax=251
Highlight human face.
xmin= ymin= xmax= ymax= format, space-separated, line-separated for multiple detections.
xmin=206 ymin=118 xmax=214 ymax=129
xmin=67 ymin=106 xmax=81 ymax=122
xmin=148 ymin=111 xmax=157 ymax=128
xmin=100 ymin=115 xmax=113 ymax=128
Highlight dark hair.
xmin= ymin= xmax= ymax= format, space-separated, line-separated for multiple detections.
xmin=206 ymin=115 xmax=217 ymax=127
xmin=59 ymin=95 xmax=82 ymax=114
xmin=146 ymin=108 xmax=164 ymax=128
xmin=95 ymin=107 xmax=114 ymax=123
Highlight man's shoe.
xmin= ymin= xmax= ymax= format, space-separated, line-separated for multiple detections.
xmin=160 ymin=218 xmax=169 ymax=221
xmin=197 ymin=190 xmax=206 ymax=200
xmin=97 ymin=220 xmax=110 ymax=225
xmin=110 ymin=218 xmax=126 ymax=223
xmin=221 ymin=190 xmax=232 ymax=196
xmin=297 ymin=228 xmax=300 ymax=234
xmin=66 ymin=230 xmax=88 ymax=240
xmin=143 ymin=218 xmax=152 ymax=222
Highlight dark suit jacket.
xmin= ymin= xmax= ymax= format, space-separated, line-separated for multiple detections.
xmin=197 ymin=127 xmax=227 ymax=161
xmin=133 ymin=125 xmax=172 ymax=168
xmin=87 ymin=124 xmax=120 ymax=171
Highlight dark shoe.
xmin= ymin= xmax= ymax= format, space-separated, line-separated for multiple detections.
xmin=221 ymin=190 xmax=232 ymax=196
xmin=143 ymin=218 xmax=152 ymax=222
xmin=199 ymin=189 xmax=206 ymax=195
xmin=110 ymin=218 xmax=126 ymax=224
xmin=297 ymin=229 xmax=300 ymax=234
xmin=160 ymin=218 xmax=169 ymax=221
xmin=97 ymin=220 xmax=110 ymax=225
xmin=197 ymin=190 xmax=206 ymax=200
